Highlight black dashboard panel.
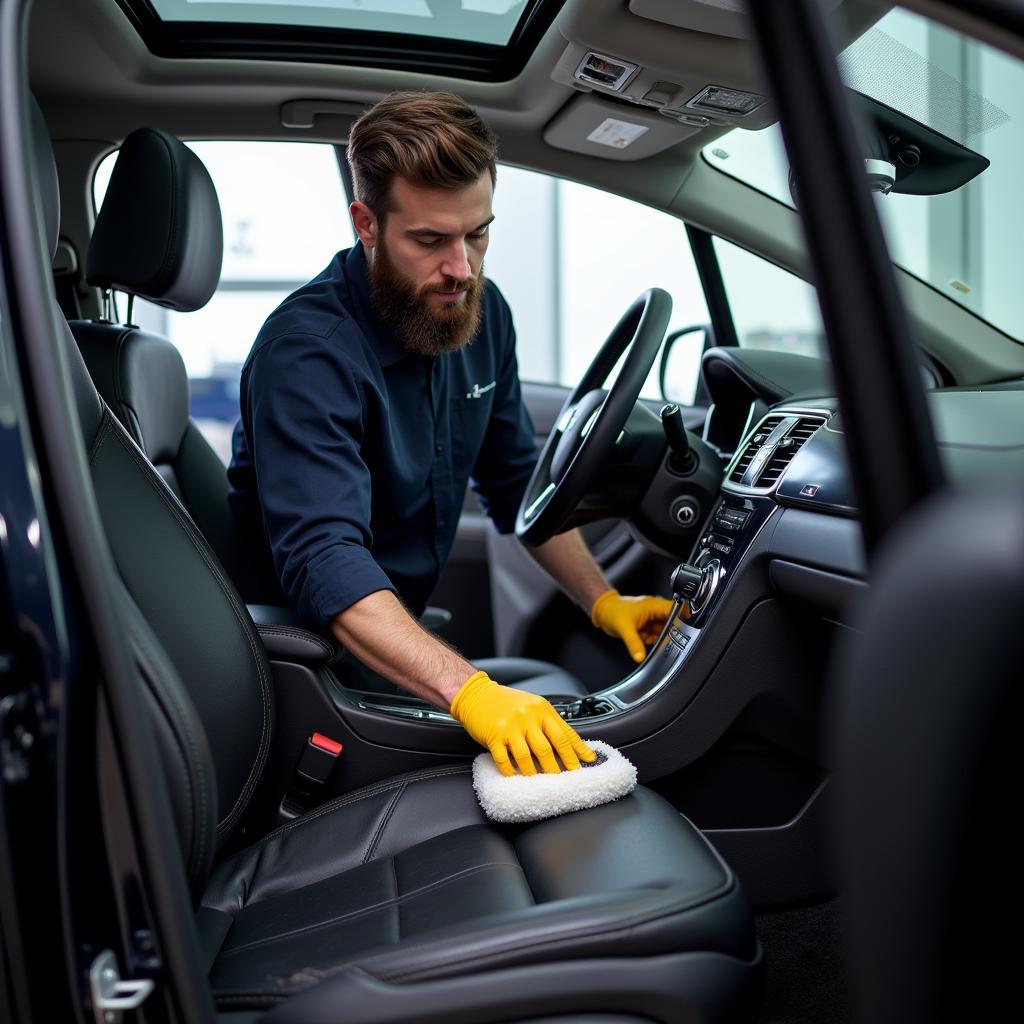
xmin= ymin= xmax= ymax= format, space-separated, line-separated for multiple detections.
xmin=729 ymin=388 xmax=1024 ymax=524
xmin=775 ymin=420 xmax=854 ymax=514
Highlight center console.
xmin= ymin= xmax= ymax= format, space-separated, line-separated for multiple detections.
xmin=349 ymin=491 xmax=778 ymax=728
xmin=549 ymin=493 xmax=777 ymax=721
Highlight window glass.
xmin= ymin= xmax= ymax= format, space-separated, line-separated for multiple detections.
xmin=713 ymin=237 xmax=825 ymax=359
xmin=147 ymin=0 xmax=532 ymax=46
xmin=94 ymin=141 xmax=351 ymax=461
xmin=487 ymin=167 xmax=709 ymax=401
xmin=702 ymin=6 xmax=1023 ymax=342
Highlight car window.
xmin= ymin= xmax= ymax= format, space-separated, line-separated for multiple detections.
xmin=93 ymin=141 xmax=352 ymax=461
xmin=712 ymin=236 xmax=825 ymax=359
xmin=702 ymin=6 xmax=1023 ymax=343
xmin=487 ymin=166 xmax=709 ymax=400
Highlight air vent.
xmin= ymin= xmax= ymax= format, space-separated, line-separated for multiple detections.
xmin=727 ymin=416 xmax=785 ymax=484
xmin=753 ymin=417 xmax=825 ymax=487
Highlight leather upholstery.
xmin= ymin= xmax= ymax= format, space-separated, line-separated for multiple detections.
xmin=87 ymin=128 xmax=223 ymax=311
xmin=34 ymin=103 xmax=757 ymax=1021
xmin=199 ymin=765 xmax=753 ymax=1010
xmin=248 ymin=604 xmax=340 ymax=664
xmin=76 ymin=321 xmax=191 ymax=466
xmin=88 ymin=396 xmax=273 ymax=853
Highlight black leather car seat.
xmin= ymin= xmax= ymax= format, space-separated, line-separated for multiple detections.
xmin=35 ymin=102 xmax=760 ymax=1020
xmin=72 ymin=128 xmax=586 ymax=696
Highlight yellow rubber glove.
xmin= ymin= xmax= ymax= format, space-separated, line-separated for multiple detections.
xmin=450 ymin=671 xmax=597 ymax=777
xmin=591 ymin=589 xmax=675 ymax=663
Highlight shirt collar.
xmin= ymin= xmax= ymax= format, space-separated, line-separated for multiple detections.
xmin=343 ymin=241 xmax=409 ymax=368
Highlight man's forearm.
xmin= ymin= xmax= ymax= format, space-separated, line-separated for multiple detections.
xmin=329 ymin=590 xmax=475 ymax=709
xmin=523 ymin=529 xmax=611 ymax=613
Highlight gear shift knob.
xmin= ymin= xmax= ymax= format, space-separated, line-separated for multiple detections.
xmin=670 ymin=562 xmax=703 ymax=602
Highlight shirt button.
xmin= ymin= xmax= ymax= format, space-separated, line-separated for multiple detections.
xmin=435 ymin=443 xmax=443 ymax=455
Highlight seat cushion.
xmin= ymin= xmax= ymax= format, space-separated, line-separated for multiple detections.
xmin=199 ymin=764 xmax=755 ymax=1012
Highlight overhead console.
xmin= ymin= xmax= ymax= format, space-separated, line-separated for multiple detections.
xmin=545 ymin=0 xmax=880 ymax=160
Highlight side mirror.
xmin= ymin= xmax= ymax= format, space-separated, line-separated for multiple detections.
xmin=659 ymin=323 xmax=714 ymax=405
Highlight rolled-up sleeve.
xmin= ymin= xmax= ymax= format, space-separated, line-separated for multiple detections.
xmin=469 ymin=297 xmax=539 ymax=533
xmin=245 ymin=327 xmax=395 ymax=630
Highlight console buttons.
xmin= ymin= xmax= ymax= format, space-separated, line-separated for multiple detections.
xmin=713 ymin=507 xmax=750 ymax=532
xmin=669 ymin=627 xmax=691 ymax=650
xmin=703 ymin=532 xmax=733 ymax=555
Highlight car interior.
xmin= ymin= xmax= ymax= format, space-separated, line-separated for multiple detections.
xmin=1 ymin=0 xmax=1022 ymax=1022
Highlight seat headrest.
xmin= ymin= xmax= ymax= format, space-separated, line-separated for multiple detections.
xmin=29 ymin=97 xmax=60 ymax=261
xmin=87 ymin=129 xmax=223 ymax=312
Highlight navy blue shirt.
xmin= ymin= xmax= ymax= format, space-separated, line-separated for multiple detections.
xmin=227 ymin=243 xmax=539 ymax=631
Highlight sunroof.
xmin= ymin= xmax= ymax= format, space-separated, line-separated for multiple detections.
xmin=149 ymin=0 xmax=531 ymax=47
xmin=117 ymin=0 xmax=564 ymax=79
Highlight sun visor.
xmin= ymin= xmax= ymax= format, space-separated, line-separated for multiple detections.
xmin=543 ymin=94 xmax=699 ymax=161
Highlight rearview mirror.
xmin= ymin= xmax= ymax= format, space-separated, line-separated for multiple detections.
xmin=660 ymin=324 xmax=713 ymax=405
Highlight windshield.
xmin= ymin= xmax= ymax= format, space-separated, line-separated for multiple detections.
xmin=703 ymin=7 xmax=1023 ymax=342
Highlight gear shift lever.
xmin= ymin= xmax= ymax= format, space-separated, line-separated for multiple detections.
xmin=670 ymin=562 xmax=703 ymax=603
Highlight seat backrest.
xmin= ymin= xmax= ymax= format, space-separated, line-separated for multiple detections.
xmin=71 ymin=128 xmax=282 ymax=603
xmin=831 ymin=487 xmax=1023 ymax=1022
xmin=32 ymin=102 xmax=273 ymax=899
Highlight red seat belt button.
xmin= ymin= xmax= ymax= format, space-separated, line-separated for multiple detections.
xmin=310 ymin=733 xmax=343 ymax=756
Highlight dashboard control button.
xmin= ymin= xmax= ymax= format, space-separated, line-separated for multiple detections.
xmin=670 ymin=496 xmax=701 ymax=527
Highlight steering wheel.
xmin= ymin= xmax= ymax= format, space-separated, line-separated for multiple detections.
xmin=516 ymin=288 xmax=672 ymax=546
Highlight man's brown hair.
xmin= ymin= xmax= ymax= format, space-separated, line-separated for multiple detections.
xmin=347 ymin=91 xmax=498 ymax=220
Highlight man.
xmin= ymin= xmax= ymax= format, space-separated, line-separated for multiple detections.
xmin=228 ymin=91 xmax=673 ymax=777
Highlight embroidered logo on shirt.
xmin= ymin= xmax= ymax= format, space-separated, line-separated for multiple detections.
xmin=466 ymin=381 xmax=496 ymax=399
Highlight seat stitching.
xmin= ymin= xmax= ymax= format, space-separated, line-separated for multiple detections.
xmin=362 ymin=784 xmax=405 ymax=865
xmin=87 ymin=407 xmax=114 ymax=464
xmin=213 ymin=993 xmax=287 ymax=1007
xmin=239 ymin=835 xmax=266 ymax=912
xmin=214 ymin=861 xmax=523 ymax=960
xmin=379 ymin=876 xmax=740 ymax=983
xmin=127 ymin=632 xmax=197 ymax=873
xmin=255 ymin=625 xmax=333 ymax=657
xmin=243 ymin=764 xmax=472 ymax=851
xmin=105 ymin=415 xmax=273 ymax=836
xmin=390 ymin=854 xmax=400 ymax=942
xmin=110 ymin=325 xmax=144 ymax=450
xmin=209 ymin=876 xmax=743 ymax=1006
xmin=127 ymin=623 xmax=211 ymax=888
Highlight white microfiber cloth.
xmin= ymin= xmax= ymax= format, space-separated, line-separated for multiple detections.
xmin=471 ymin=740 xmax=637 ymax=824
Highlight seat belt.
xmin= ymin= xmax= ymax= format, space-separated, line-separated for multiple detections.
xmin=52 ymin=238 xmax=83 ymax=320
xmin=278 ymin=733 xmax=344 ymax=821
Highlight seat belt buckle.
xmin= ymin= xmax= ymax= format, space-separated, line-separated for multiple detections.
xmin=278 ymin=733 xmax=343 ymax=821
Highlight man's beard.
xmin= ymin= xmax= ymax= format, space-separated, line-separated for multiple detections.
xmin=368 ymin=239 xmax=484 ymax=357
